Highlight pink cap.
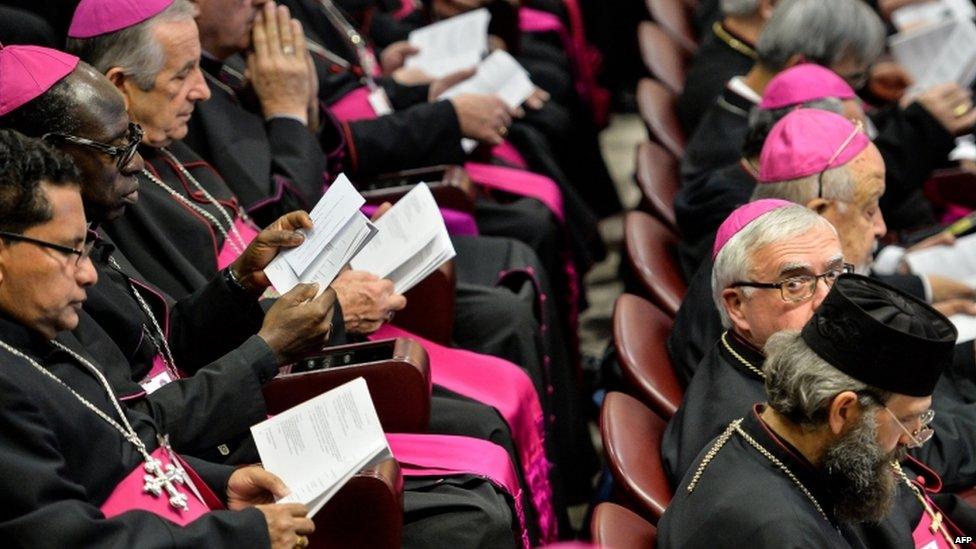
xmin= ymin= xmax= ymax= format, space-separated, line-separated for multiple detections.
xmin=759 ymin=64 xmax=856 ymax=110
xmin=759 ymin=109 xmax=870 ymax=183
xmin=713 ymin=199 xmax=795 ymax=259
xmin=0 ymin=45 xmax=79 ymax=116
xmin=68 ymin=0 xmax=173 ymax=39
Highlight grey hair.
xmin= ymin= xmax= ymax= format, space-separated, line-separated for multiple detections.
xmin=712 ymin=204 xmax=836 ymax=327
xmin=763 ymin=330 xmax=890 ymax=431
xmin=65 ymin=0 xmax=196 ymax=91
xmin=720 ymin=0 xmax=760 ymax=16
xmin=750 ymin=163 xmax=856 ymax=205
xmin=756 ymin=0 xmax=885 ymax=73
xmin=747 ymin=98 xmax=844 ymax=132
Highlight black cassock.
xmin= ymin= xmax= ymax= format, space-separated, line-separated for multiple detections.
xmin=0 ymin=315 xmax=269 ymax=546
xmin=680 ymin=85 xmax=752 ymax=192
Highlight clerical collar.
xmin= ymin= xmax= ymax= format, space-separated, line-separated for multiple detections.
xmin=719 ymin=330 xmax=765 ymax=379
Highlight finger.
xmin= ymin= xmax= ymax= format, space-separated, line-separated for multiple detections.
xmin=278 ymin=5 xmax=294 ymax=51
xmin=280 ymin=503 xmax=310 ymax=517
xmin=313 ymin=287 xmax=338 ymax=309
xmin=275 ymin=210 xmax=314 ymax=231
xmin=281 ymin=283 xmax=319 ymax=304
xmin=346 ymin=270 xmax=380 ymax=281
xmin=295 ymin=517 xmax=317 ymax=534
xmin=535 ymin=88 xmax=550 ymax=102
xmin=440 ymin=68 xmax=478 ymax=89
xmin=371 ymin=202 xmax=393 ymax=222
xmin=957 ymin=109 xmax=976 ymax=131
xmin=252 ymin=11 xmax=269 ymax=58
xmin=292 ymin=18 xmax=307 ymax=56
xmin=253 ymin=468 xmax=292 ymax=498
xmin=263 ymin=2 xmax=281 ymax=53
xmin=388 ymin=293 xmax=407 ymax=311
xmin=512 ymin=105 xmax=525 ymax=118
xmin=257 ymin=229 xmax=306 ymax=248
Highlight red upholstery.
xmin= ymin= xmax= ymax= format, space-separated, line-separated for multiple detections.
xmin=636 ymin=78 xmax=686 ymax=158
xmin=623 ymin=211 xmax=687 ymax=317
xmin=394 ymin=260 xmax=456 ymax=345
xmin=613 ymin=293 xmax=684 ymax=418
xmin=637 ymin=22 xmax=688 ymax=94
xmin=634 ymin=140 xmax=679 ymax=232
xmin=600 ymin=391 xmax=674 ymax=524
xmin=647 ymin=0 xmax=698 ymax=54
xmin=314 ymin=458 xmax=403 ymax=548
xmin=591 ymin=502 xmax=657 ymax=548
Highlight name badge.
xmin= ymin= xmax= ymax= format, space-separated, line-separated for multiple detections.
xmin=141 ymin=371 xmax=174 ymax=394
xmin=368 ymin=87 xmax=393 ymax=116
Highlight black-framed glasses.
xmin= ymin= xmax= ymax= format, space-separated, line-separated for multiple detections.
xmin=0 ymin=231 xmax=96 ymax=267
xmin=729 ymin=263 xmax=854 ymax=303
xmin=816 ymin=119 xmax=864 ymax=199
xmin=42 ymin=123 xmax=143 ymax=169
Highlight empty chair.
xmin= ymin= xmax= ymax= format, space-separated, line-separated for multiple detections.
xmin=637 ymin=22 xmax=688 ymax=94
xmin=646 ymin=0 xmax=698 ymax=53
xmin=634 ymin=140 xmax=679 ymax=232
xmin=636 ymin=78 xmax=686 ymax=158
xmin=600 ymin=391 xmax=674 ymax=523
xmin=623 ymin=210 xmax=687 ymax=317
xmin=591 ymin=502 xmax=657 ymax=548
xmin=613 ymin=293 xmax=684 ymax=418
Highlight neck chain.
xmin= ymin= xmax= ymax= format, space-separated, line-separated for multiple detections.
xmin=721 ymin=331 xmax=766 ymax=379
xmin=317 ymin=0 xmax=379 ymax=89
xmin=202 ymin=70 xmax=238 ymax=99
xmin=688 ymin=418 xmax=830 ymax=523
xmin=141 ymin=148 xmax=248 ymax=256
xmin=0 ymin=338 xmax=192 ymax=511
xmin=891 ymin=461 xmax=958 ymax=547
xmin=107 ymin=256 xmax=179 ymax=380
xmin=712 ymin=21 xmax=758 ymax=61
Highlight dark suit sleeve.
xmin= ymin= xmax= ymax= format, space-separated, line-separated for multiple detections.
xmin=379 ymin=78 xmax=431 ymax=110
xmin=266 ymin=116 xmax=329 ymax=207
xmin=0 ymin=379 xmax=270 ymax=548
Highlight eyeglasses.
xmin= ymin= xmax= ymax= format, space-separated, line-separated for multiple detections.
xmin=817 ymin=119 xmax=864 ymax=199
xmin=729 ymin=263 xmax=854 ymax=303
xmin=42 ymin=123 xmax=143 ymax=169
xmin=0 ymin=231 xmax=97 ymax=267
xmin=884 ymin=407 xmax=935 ymax=449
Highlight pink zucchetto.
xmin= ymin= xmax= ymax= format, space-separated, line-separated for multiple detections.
xmin=758 ymin=109 xmax=870 ymax=183
xmin=759 ymin=64 xmax=856 ymax=110
xmin=712 ymin=199 xmax=795 ymax=259
xmin=0 ymin=45 xmax=79 ymax=116
xmin=69 ymin=0 xmax=173 ymax=39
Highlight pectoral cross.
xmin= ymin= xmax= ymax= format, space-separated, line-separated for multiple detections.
xmin=143 ymin=455 xmax=190 ymax=511
xmin=929 ymin=511 xmax=943 ymax=534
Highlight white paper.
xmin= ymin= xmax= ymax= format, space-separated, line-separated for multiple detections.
xmin=951 ymin=314 xmax=976 ymax=343
xmin=892 ymin=0 xmax=975 ymax=32
xmin=904 ymin=233 xmax=976 ymax=282
xmin=251 ymin=378 xmax=390 ymax=517
xmin=438 ymin=51 xmax=535 ymax=109
xmin=890 ymin=17 xmax=976 ymax=92
xmin=406 ymin=8 xmax=490 ymax=78
xmin=265 ymin=174 xmax=377 ymax=294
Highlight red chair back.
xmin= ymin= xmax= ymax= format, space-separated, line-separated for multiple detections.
xmin=623 ymin=211 xmax=687 ymax=317
xmin=591 ymin=502 xmax=657 ymax=548
xmin=613 ymin=293 xmax=684 ymax=418
xmin=636 ymin=78 xmax=686 ymax=158
xmin=647 ymin=0 xmax=698 ymax=53
xmin=635 ymin=140 xmax=679 ymax=232
xmin=600 ymin=391 xmax=674 ymax=524
xmin=637 ymin=21 xmax=688 ymax=94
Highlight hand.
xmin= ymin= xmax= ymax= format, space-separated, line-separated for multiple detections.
xmin=524 ymin=87 xmax=550 ymax=110
xmin=227 ymin=466 xmax=290 ymax=510
xmin=259 ymin=284 xmax=338 ymax=363
xmin=877 ymin=0 xmax=936 ymax=21
xmin=305 ymin=50 xmax=320 ymax=133
xmin=247 ymin=2 xmax=312 ymax=122
xmin=370 ymin=202 xmax=392 ymax=222
xmin=231 ymin=211 xmax=312 ymax=293
xmin=933 ymin=298 xmax=976 ymax=317
xmin=927 ymin=274 xmax=976 ymax=303
xmin=380 ymin=41 xmax=420 ymax=74
xmin=906 ymin=231 xmax=955 ymax=253
xmin=914 ymin=83 xmax=976 ymax=136
xmin=450 ymin=94 xmax=515 ymax=145
xmin=331 ymin=270 xmax=407 ymax=335
xmin=392 ymin=67 xmax=435 ymax=86
xmin=868 ymin=61 xmax=912 ymax=104
xmin=256 ymin=503 xmax=315 ymax=549
xmin=428 ymin=68 xmax=477 ymax=101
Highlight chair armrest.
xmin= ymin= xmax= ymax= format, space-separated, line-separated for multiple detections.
xmin=359 ymin=165 xmax=476 ymax=213
xmin=264 ymin=338 xmax=431 ymax=433
xmin=391 ymin=259 xmax=456 ymax=345
xmin=312 ymin=457 xmax=403 ymax=549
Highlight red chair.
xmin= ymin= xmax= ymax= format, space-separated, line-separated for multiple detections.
xmin=634 ymin=140 xmax=679 ymax=232
xmin=637 ymin=22 xmax=688 ymax=94
xmin=613 ymin=293 xmax=684 ymax=418
xmin=591 ymin=502 xmax=657 ymax=548
xmin=600 ymin=391 xmax=674 ymax=524
xmin=623 ymin=211 xmax=687 ymax=317
xmin=314 ymin=458 xmax=403 ymax=548
xmin=636 ymin=78 xmax=686 ymax=158
xmin=647 ymin=0 xmax=698 ymax=54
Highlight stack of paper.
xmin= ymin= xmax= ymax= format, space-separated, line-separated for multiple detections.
xmin=405 ymin=8 xmax=490 ymax=78
xmin=265 ymin=174 xmax=377 ymax=294
xmin=892 ymin=0 xmax=975 ymax=32
xmin=351 ymin=183 xmax=457 ymax=294
xmin=251 ymin=378 xmax=391 ymax=517
xmin=890 ymin=17 xmax=976 ymax=92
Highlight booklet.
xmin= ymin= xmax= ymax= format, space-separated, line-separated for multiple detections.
xmin=405 ymin=8 xmax=490 ymax=78
xmin=350 ymin=183 xmax=457 ymax=294
xmin=251 ymin=377 xmax=392 ymax=517
xmin=264 ymin=174 xmax=377 ymax=294
xmin=892 ymin=0 xmax=975 ymax=32
xmin=890 ymin=17 xmax=976 ymax=93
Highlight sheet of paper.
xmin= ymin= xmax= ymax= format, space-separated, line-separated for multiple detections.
xmin=251 ymin=378 xmax=390 ymax=517
xmin=387 ymin=229 xmax=456 ymax=294
xmin=284 ymin=175 xmax=364 ymax=274
xmin=350 ymin=184 xmax=442 ymax=277
xmin=890 ymin=17 xmax=976 ymax=91
xmin=892 ymin=0 xmax=975 ymax=32
xmin=951 ymin=314 xmax=976 ymax=343
xmin=438 ymin=50 xmax=535 ymax=109
xmin=406 ymin=8 xmax=490 ymax=77
xmin=904 ymin=233 xmax=976 ymax=282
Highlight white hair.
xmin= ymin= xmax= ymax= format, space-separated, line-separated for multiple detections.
xmin=712 ymin=204 xmax=837 ymax=327
xmin=720 ymin=0 xmax=761 ymax=16
xmin=750 ymin=163 xmax=856 ymax=205
xmin=66 ymin=0 xmax=196 ymax=91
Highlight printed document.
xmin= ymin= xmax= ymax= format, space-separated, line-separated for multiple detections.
xmin=405 ymin=8 xmax=490 ymax=77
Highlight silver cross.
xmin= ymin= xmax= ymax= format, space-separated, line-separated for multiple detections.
xmin=143 ymin=456 xmax=190 ymax=511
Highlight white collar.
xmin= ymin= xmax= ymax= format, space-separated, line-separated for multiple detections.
xmin=727 ymin=76 xmax=762 ymax=105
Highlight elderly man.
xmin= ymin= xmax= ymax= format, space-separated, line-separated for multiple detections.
xmin=659 ymin=273 xmax=972 ymax=547
xmin=0 ymin=128 xmax=313 ymax=548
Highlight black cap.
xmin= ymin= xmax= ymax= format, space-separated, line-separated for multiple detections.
xmin=800 ymin=274 xmax=957 ymax=397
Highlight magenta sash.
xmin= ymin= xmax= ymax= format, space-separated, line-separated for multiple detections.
xmin=216 ymin=217 xmax=261 ymax=270
xmin=329 ymin=87 xmax=376 ymax=121
xmin=373 ymin=324 xmax=557 ymax=541
xmin=101 ymin=447 xmax=222 ymax=525
xmin=361 ymin=203 xmax=479 ymax=236
xmin=387 ymin=433 xmax=531 ymax=549
xmin=492 ymin=141 xmax=529 ymax=170
xmin=464 ymin=162 xmax=565 ymax=222
xmin=912 ymin=509 xmax=952 ymax=549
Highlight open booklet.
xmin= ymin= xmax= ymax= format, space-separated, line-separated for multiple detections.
xmin=251 ymin=377 xmax=391 ymax=517
xmin=890 ymin=16 xmax=976 ymax=93
xmin=351 ymin=183 xmax=457 ymax=294
xmin=405 ymin=8 xmax=490 ymax=78
xmin=903 ymin=234 xmax=976 ymax=342
xmin=264 ymin=174 xmax=377 ymax=294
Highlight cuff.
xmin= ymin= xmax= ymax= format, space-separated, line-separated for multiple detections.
xmin=240 ymin=334 xmax=281 ymax=384
xmin=873 ymin=245 xmax=907 ymax=275
xmin=265 ymin=113 xmax=308 ymax=126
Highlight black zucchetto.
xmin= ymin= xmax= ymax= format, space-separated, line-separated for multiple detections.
xmin=800 ymin=274 xmax=956 ymax=397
